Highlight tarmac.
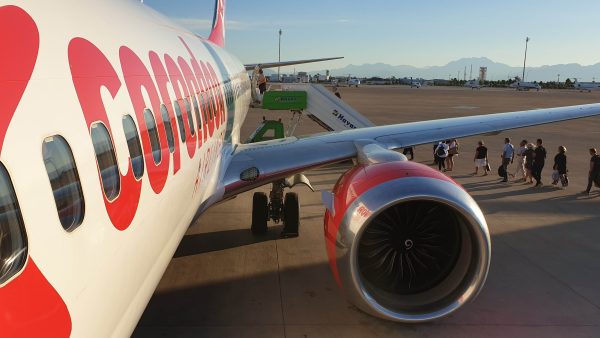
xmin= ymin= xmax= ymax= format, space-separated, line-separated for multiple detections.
xmin=134 ymin=86 xmax=600 ymax=338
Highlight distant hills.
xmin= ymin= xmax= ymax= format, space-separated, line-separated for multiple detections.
xmin=309 ymin=57 xmax=600 ymax=82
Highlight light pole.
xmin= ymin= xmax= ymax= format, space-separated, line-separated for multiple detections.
xmin=522 ymin=37 xmax=530 ymax=82
xmin=278 ymin=29 xmax=282 ymax=81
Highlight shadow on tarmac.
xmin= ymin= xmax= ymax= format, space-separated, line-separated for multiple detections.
xmin=174 ymin=226 xmax=284 ymax=258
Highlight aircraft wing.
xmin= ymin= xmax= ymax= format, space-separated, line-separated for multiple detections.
xmin=244 ymin=57 xmax=343 ymax=71
xmin=221 ymin=103 xmax=600 ymax=198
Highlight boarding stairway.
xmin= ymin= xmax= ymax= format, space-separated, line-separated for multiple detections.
xmin=280 ymin=83 xmax=375 ymax=132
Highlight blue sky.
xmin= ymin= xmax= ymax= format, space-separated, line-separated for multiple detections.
xmin=144 ymin=1 xmax=600 ymax=72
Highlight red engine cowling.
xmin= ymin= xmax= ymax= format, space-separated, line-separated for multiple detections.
xmin=324 ymin=160 xmax=491 ymax=322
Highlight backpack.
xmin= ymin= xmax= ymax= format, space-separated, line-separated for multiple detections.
xmin=498 ymin=165 xmax=506 ymax=177
xmin=436 ymin=145 xmax=446 ymax=157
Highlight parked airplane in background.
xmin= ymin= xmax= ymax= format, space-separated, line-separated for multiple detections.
xmin=510 ymin=81 xmax=541 ymax=91
xmin=3 ymin=1 xmax=600 ymax=337
xmin=574 ymin=79 xmax=600 ymax=92
xmin=464 ymin=79 xmax=482 ymax=90
xmin=348 ymin=78 xmax=361 ymax=87
xmin=410 ymin=80 xmax=422 ymax=88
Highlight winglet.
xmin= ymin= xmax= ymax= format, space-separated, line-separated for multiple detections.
xmin=208 ymin=0 xmax=225 ymax=47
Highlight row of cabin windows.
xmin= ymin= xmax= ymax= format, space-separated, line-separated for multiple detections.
xmin=51 ymin=92 xmax=223 ymax=225
xmin=0 ymin=87 xmax=233 ymax=285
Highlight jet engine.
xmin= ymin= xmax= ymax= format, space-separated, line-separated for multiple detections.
xmin=324 ymin=160 xmax=490 ymax=322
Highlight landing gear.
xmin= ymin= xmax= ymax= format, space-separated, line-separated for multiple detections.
xmin=251 ymin=192 xmax=268 ymax=235
xmin=282 ymin=192 xmax=299 ymax=237
xmin=250 ymin=180 xmax=302 ymax=237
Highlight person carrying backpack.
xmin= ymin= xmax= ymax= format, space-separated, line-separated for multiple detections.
xmin=434 ymin=141 xmax=449 ymax=171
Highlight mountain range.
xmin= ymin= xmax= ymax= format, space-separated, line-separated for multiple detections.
xmin=307 ymin=57 xmax=600 ymax=82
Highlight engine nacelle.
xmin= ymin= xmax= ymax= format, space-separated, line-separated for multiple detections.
xmin=324 ymin=161 xmax=491 ymax=322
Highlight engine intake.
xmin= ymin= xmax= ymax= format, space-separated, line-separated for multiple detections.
xmin=324 ymin=161 xmax=490 ymax=322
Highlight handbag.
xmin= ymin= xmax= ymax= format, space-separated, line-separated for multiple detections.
xmin=551 ymin=170 xmax=560 ymax=182
xmin=485 ymin=162 xmax=491 ymax=172
xmin=497 ymin=165 xmax=506 ymax=177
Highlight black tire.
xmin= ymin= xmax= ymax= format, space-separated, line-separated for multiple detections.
xmin=282 ymin=192 xmax=300 ymax=237
xmin=251 ymin=192 xmax=268 ymax=235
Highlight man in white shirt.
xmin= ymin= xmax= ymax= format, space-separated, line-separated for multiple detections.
xmin=501 ymin=137 xmax=514 ymax=182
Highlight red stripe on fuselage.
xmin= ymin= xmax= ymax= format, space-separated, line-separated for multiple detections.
xmin=149 ymin=51 xmax=182 ymax=174
xmin=0 ymin=259 xmax=71 ymax=337
xmin=1 ymin=6 xmax=71 ymax=336
xmin=0 ymin=5 xmax=38 ymax=153
xmin=164 ymin=54 xmax=197 ymax=159
xmin=69 ymin=36 xmax=229 ymax=231
xmin=69 ymin=38 xmax=143 ymax=230
xmin=121 ymin=46 xmax=171 ymax=194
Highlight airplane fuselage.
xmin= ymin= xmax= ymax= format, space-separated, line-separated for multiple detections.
xmin=575 ymin=81 xmax=600 ymax=92
xmin=0 ymin=1 xmax=251 ymax=336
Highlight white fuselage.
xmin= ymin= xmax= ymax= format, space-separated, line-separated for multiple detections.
xmin=575 ymin=81 xmax=600 ymax=92
xmin=464 ymin=80 xmax=481 ymax=89
xmin=512 ymin=81 xmax=541 ymax=91
xmin=0 ymin=1 xmax=250 ymax=336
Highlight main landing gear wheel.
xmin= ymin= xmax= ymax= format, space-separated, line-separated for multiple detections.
xmin=250 ymin=176 xmax=312 ymax=237
xmin=251 ymin=192 xmax=268 ymax=235
xmin=282 ymin=192 xmax=300 ymax=238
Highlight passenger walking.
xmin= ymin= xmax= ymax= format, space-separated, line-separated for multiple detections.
xmin=472 ymin=140 xmax=488 ymax=176
xmin=333 ymin=84 xmax=342 ymax=99
xmin=583 ymin=148 xmax=600 ymax=194
xmin=257 ymin=68 xmax=267 ymax=94
xmin=403 ymin=146 xmax=414 ymax=160
xmin=500 ymin=137 xmax=514 ymax=183
xmin=532 ymin=138 xmax=547 ymax=187
xmin=523 ymin=143 xmax=535 ymax=184
xmin=446 ymin=139 xmax=459 ymax=171
xmin=511 ymin=140 xmax=527 ymax=182
xmin=552 ymin=146 xmax=568 ymax=187
xmin=434 ymin=141 xmax=449 ymax=171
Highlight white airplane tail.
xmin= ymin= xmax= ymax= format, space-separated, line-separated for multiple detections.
xmin=208 ymin=0 xmax=226 ymax=47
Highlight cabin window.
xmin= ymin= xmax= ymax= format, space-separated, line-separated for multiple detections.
xmin=42 ymin=135 xmax=85 ymax=231
xmin=184 ymin=97 xmax=195 ymax=136
xmin=144 ymin=108 xmax=162 ymax=164
xmin=0 ymin=162 xmax=28 ymax=284
xmin=200 ymin=95 xmax=209 ymax=124
xmin=91 ymin=123 xmax=121 ymax=199
xmin=192 ymin=95 xmax=202 ymax=132
xmin=122 ymin=115 xmax=145 ymax=179
xmin=159 ymin=104 xmax=175 ymax=153
xmin=173 ymin=100 xmax=186 ymax=142
xmin=210 ymin=92 xmax=216 ymax=119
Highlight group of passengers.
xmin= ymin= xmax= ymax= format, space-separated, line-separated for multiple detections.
xmin=431 ymin=137 xmax=600 ymax=194
xmin=432 ymin=139 xmax=460 ymax=172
